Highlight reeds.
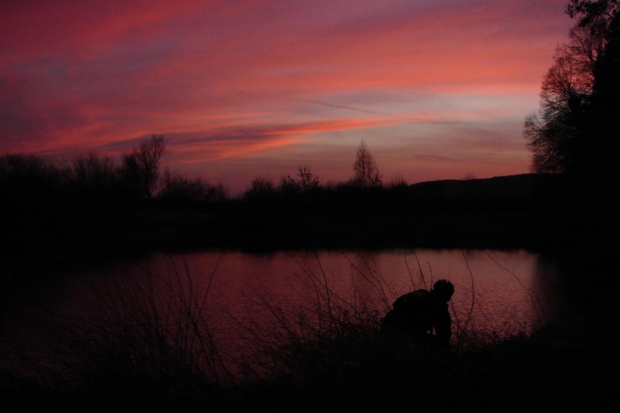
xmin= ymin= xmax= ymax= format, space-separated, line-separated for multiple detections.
xmin=4 ymin=250 xmax=552 ymax=411
xmin=9 ymin=258 xmax=233 ymax=406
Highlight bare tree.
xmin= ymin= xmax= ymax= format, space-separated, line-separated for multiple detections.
xmin=70 ymin=152 xmax=116 ymax=187
xmin=525 ymin=1 xmax=619 ymax=175
xmin=160 ymin=169 xmax=228 ymax=205
xmin=280 ymin=164 xmax=320 ymax=194
xmin=121 ymin=135 xmax=166 ymax=200
xmin=247 ymin=176 xmax=275 ymax=198
xmin=352 ymin=140 xmax=382 ymax=187
xmin=297 ymin=164 xmax=319 ymax=192
xmin=524 ymin=26 xmax=603 ymax=173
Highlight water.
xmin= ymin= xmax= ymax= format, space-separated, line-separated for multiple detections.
xmin=2 ymin=248 xmax=565 ymax=381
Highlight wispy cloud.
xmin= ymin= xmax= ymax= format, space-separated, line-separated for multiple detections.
xmin=0 ymin=0 xmax=573 ymax=191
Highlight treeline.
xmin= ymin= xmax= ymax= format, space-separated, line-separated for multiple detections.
xmin=0 ymin=135 xmax=582 ymax=258
xmin=1 ymin=136 xmax=177 ymax=257
xmin=0 ymin=137 xmax=397 ymax=216
xmin=1 ymin=136 xmax=229 ymax=218
xmin=2 ymin=136 xmax=161 ymax=213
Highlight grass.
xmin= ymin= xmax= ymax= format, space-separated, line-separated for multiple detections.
xmin=2 ymin=254 xmax=618 ymax=412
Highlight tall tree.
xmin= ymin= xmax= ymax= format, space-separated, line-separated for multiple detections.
xmin=524 ymin=1 xmax=619 ymax=177
xmin=581 ymin=1 xmax=620 ymax=179
xmin=351 ymin=140 xmax=382 ymax=187
xmin=121 ymin=135 xmax=166 ymax=200
xmin=296 ymin=165 xmax=319 ymax=192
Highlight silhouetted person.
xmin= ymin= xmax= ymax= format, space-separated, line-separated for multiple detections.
xmin=380 ymin=279 xmax=455 ymax=351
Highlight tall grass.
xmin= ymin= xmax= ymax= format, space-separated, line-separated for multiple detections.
xmin=229 ymin=253 xmax=386 ymax=382
xmin=4 ymin=251 xmax=552 ymax=411
xmin=5 ymin=259 xmax=233 ymax=407
xmin=225 ymin=250 xmax=545 ymax=385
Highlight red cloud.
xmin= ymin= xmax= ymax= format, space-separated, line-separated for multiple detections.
xmin=1 ymin=0 xmax=572 ymax=186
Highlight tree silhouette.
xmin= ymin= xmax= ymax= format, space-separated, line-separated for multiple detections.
xmin=524 ymin=26 xmax=602 ymax=173
xmin=121 ymin=135 xmax=166 ymax=201
xmin=247 ymin=176 xmax=275 ymax=199
xmin=524 ymin=0 xmax=619 ymax=177
xmin=351 ymin=140 xmax=382 ymax=187
xmin=580 ymin=1 xmax=620 ymax=180
xmin=296 ymin=165 xmax=319 ymax=192
xmin=280 ymin=165 xmax=320 ymax=193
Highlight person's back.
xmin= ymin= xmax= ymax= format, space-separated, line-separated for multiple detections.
xmin=380 ymin=280 xmax=454 ymax=350
xmin=381 ymin=289 xmax=432 ymax=337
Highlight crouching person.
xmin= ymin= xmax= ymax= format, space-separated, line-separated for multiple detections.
xmin=380 ymin=279 xmax=455 ymax=351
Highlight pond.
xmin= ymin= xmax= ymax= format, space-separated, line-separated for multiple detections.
xmin=2 ymin=248 xmax=567 ymax=381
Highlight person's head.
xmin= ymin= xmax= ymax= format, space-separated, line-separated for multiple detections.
xmin=431 ymin=279 xmax=454 ymax=302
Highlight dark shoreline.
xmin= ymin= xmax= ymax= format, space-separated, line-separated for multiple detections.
xmin=2 ymin=172 xmax=611 ymax=269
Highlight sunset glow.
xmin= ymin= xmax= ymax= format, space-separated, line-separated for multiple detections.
xmin=1 ymin=0 xmax=574 ymax=193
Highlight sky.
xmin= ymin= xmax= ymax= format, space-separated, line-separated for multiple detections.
xmin=1 ymin=0 xmax=575 ymax=194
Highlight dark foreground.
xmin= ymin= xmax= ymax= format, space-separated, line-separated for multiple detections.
xmin=3 ymin=311 xmax=618 ymax=413
xmin=3 ymin=173 xmax=612 ymax=261
xmin=2 ymin=173 xmax=619 ymax=412
xmin=3 ymin=246 xmax=618 ymax=413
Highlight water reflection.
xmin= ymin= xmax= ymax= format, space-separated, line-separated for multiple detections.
xmin=3 ymin=248 xmax=562 ymax=380
xmin=90 ymin=250 xmax=553 ymax=338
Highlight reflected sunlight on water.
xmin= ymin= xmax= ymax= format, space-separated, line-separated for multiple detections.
xmin=3 ymin=248 xmax=564 ymax=380
xmin=80 ymin=251 xmax=555 ymax=346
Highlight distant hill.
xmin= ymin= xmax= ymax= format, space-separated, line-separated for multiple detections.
xmin=400 ymin=173 xmax=566 ymax=215
xmin=409 ymin=173 xmax=560 ymax=200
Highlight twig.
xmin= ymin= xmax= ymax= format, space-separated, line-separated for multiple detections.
xmin=461 ymin=250 xmax=476 ymax=331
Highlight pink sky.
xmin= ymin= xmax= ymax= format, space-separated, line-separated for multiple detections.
xmin=1 ymin=0 xmax=574 ymax=194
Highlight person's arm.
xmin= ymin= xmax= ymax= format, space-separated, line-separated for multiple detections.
xmin=434 ymin=309 xmax=452 ymax=343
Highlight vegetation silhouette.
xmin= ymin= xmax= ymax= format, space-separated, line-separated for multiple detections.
xmin=522 ymin=0 xmax=619 ymax=258
xmin=350 ymin=139 xmax=382 ymax=187
xmin=1 ymin=135 xmax=172 ymax=263
xmin=2 ymin=251 xmax=617 ymax=412
xmin=524 ymin=0 xmax=619 ymax=188
xmin=120 ymin=134 xmax=166 ymax=201
xmin=0 ymin=139 xmax=593 ymax=261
